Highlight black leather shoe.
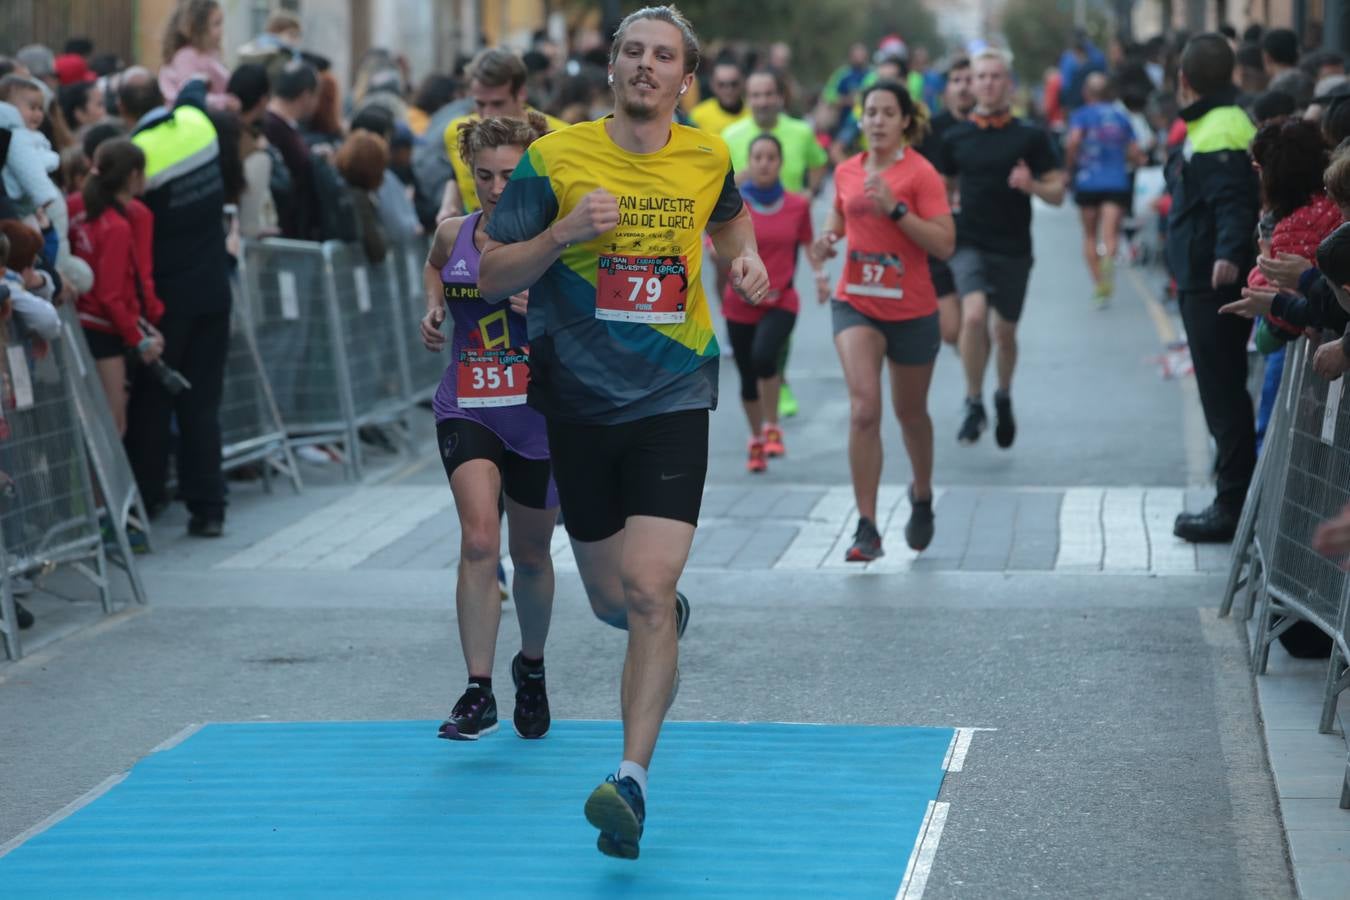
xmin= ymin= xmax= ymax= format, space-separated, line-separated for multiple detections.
xmin=187 ymin=516 xmax=225 ymax=538
xmin=1173 ymin=504 xmax=1238 ymax=543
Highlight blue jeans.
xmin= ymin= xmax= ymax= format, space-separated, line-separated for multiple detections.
xmin=1255 ymin=345 xmax=1285 ymax=456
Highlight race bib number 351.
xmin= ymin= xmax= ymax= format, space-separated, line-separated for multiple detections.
xmin=457 ymin=348 xmax=529 ymax=408
xmin=596 ymin=254 xmax=688 ymax=324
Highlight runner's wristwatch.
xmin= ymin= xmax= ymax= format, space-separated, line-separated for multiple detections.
xmin=888 ymin=201 xmax=909 ymax=222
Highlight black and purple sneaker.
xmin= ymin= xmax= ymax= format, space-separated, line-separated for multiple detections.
xmin=510 ymin=653 xmax=550 ymax=739
xmin=437 ymin=683 xmax=498 ymax=741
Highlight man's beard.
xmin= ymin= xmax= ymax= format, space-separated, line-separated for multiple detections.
xmin=620 ymin=95 xmax=662 ymax=121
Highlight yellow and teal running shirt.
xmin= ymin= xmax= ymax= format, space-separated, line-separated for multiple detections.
xmin=487 ymin=117 xmax=744 ymax=424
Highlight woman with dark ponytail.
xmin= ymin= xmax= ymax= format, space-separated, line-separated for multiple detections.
xmin=810 ymin=79 xmax=954 ymax=562
xmin=69 ymin=137 xmax=166 ymax=433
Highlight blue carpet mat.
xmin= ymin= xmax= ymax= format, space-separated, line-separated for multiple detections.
xmin=2 ymin=720 xmax=954 ymax=898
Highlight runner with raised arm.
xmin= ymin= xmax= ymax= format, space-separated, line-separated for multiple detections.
xmin=477 ymin=5 xmax=768 ymax=860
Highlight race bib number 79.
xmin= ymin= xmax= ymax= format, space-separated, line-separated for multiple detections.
xmin=595 ymin=254 xmax=689 ymax=323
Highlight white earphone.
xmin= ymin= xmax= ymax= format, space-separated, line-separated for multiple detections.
xmin=607 ymin=73 xmax=614 ymax=85
xmin=679 ymin=86 xmax=686 ymax=95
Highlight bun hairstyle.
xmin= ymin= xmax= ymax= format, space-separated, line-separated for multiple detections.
xmin=861 ymin=79 xmax=930 ymax=145
xmin=456 ymin=110 xmax=552 ymax=167
xmin=335 ymin=130 xmax=389 ymax=192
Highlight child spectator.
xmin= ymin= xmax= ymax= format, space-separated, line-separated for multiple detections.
xmin=0 ymin=222 xmax=60 ymax=342
xmin=69 ymin=139 xmax=165 ymax=434
xmin=159 ymin=0 xmax=237 ymax=112
xmin=0 ymin=75 xmax=61 ymax=217
xmin=57 ymin=145 xmax=90 ymax=195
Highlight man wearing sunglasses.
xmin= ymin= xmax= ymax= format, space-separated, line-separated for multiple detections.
xmin=690 ymin=58 xmax=747 ymax=135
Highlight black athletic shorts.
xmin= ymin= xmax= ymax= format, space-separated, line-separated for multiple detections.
xmin=546 ymin=409 xmax=708 ymax=542
xmin=928 ymin=255 xmax=956 ymax=298
xmin=1073 ymin=190 xmax=1132 ymax=209
xmin=82 ymin=328 xmax=127 ymax=360
xmin=948 ymin=246 xmax=1035 ymax=324
xmin=436 ymin=417 xmax=556 ymax=510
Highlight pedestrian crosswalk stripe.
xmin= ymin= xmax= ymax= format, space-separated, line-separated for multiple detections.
xmin=216 ymin=484 xmax=1214 ymax=575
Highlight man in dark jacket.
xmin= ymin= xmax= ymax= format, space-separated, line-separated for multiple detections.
xmin=1165 ymin=33 xmax=1260 ymax=542
xmin=119 ymin=73 xmax=231 ymax=536
xmin=263 ymin=61 xmax=320 ymax=240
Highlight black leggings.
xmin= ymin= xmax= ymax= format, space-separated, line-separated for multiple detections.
xmin=727 ymin=309 xmax=796 ymax=402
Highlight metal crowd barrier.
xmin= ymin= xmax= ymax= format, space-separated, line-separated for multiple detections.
xmin=1221 ymin=335 xmax=1350 ymax=810
xmin=0 ymin=325 xmax=110 ymax=659
xmin=220 ymin=280 xmax=302 ymax=492
xmin=1222 ymin=346 xmax=1302 ymax=621
xmin=391 ymin=234 xmax=441 ymax=403
xmin=56 ymin=305 xmax=152 ymax=606
xmin=237 ymin=237 xmax=441 ymax=481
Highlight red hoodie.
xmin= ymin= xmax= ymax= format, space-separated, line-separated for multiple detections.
xmin=68 ymin=194 xmax=164 ymax=346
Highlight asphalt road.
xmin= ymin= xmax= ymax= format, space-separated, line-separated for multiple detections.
xmin=0 ymin=200 xmax=1294 ymax=898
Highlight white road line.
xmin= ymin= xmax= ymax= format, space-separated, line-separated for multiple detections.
xmin=897 ymin=800 xmax=950 ymax=900
xmin=0 ymin=771 xmax=130 ymax=859
xmin=1144 ymin=488 xmax=1196 ymax=573
xmin=821 ymin=485 xmax=908 ymax=570
xmin=149 ymin=723 xmax=205 ymax=753
xmin=774 ymin=486 xmax=855 ymax=569
xmin=941 ymin=726 xmax=997 ymax=773
xmin=1102 ymin=488 xmax=1149 ymax=572
xmin=869 ymin=488 xmax=946 ymax=573
xmin=1056 ymin=488 xmax=1104 ymax=570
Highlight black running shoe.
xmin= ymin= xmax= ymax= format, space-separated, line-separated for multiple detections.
xmin=510 ymin=653 xmax=550 ymax=739
xmin=437 ymin=684 xmax=498 ymax=741
xmin=957 ymin=398 xmax=987 ymax=446
xmin=845 ymin=516 xmax=884 ymax=562
xmin=905 ymin=487 xmax=935 ymax=551
xmin=675 ymin=590 xmax=690 ymax=640
xmin=585 ymin=774 xmax=646 ymax=860
xmin=993 ymin=391 xmax=1016 ymax=449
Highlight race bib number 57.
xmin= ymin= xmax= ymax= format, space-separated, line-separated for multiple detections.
xmin=596 ymin=254 xmax=688 ymax=324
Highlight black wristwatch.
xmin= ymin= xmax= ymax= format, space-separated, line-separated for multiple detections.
xmin=889 ymin=201 xmax=909 ymax=222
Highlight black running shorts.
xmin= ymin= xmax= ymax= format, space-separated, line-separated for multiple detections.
xmin=928 ymin=255 xmax=957 ymax=298
xmin=436 ymin=417 xmax=556 ymax=510
xmin=82 ymin=328 xmax=127 ymax=360
xmin=546 ymin=409 xmax=709 ymax=542
xmin=1073 ymin=190 xmax=1132 ymax=209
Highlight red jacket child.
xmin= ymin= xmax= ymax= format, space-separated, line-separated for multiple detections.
xmin=68 ymin=193 xmax=164 ymax=348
